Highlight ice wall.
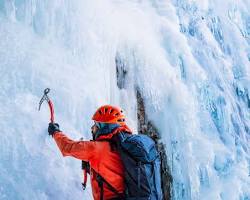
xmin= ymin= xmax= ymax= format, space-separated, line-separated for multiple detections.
xmin=0 ymin=0 xmax=249 ymax=200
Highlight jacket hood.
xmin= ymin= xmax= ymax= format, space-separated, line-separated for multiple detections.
xmin=95 ymin=124 xmax=132 ymax=141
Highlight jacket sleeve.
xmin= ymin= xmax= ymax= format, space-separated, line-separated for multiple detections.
xmin=53 ymin=131 xmax=97 ymax=161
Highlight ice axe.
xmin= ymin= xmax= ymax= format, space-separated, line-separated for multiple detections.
xmin=38 ymin=88 xmax=55 ymax=123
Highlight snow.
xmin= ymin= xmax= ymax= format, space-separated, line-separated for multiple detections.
xmin=0 ymin=0 xmax=249 ymax=200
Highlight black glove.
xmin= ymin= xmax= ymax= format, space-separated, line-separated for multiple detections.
xmin=48 ymin=123 xmax=61 ymax=136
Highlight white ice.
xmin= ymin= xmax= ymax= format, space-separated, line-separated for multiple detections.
xmin=0 ymin=0 xmax=249 ymax=200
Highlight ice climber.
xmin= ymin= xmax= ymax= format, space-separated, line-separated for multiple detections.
xmin=48 ymin=105 xmax=131 ymax=200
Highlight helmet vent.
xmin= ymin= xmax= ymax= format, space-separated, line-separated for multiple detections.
xmin=92 ymin=105 xmax=126 ymax=125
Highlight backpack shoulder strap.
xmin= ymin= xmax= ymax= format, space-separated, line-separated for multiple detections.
xmin=92 ymin=168 xmax=124 ymax=200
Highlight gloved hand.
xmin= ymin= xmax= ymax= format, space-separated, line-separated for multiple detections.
xmin=48 ymin=123 xmax=61 ymax=136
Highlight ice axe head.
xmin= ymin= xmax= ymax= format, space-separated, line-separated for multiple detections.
xmin=38 ymin=88 xmax=55 ymax=123
xmin=38 ymin=88 xmax=50 ymax=111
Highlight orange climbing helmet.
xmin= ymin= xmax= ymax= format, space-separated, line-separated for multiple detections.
xmin=92 ymin=105 xmax=126 ymax=125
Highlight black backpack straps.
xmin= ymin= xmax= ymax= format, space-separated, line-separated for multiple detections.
xmin=82 ymin=169 xmax=87 ymax=190
xmin=81 ymin=161 xmax=90 ymax=190
xmin=93 ymin=169 xmax=124 ymax=200
xmin=96 ymin=174 xmax=104 ymax=200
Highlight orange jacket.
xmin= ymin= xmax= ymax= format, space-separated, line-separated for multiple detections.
xmin=53 ymin=125 xmax=132 ymax=200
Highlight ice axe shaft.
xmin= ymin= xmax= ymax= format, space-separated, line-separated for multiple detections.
xmin=47 ymin=99 xmax=54 ymax=123
xmin=39 ymin=88 xmax=55 ymax=123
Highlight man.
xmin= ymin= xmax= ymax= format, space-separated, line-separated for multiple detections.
xmin=48 ymin=105 xmax=132 ymax=200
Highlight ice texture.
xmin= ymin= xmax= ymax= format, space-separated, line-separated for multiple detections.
xmin=0 ymin=0 xmax=249 ymax=200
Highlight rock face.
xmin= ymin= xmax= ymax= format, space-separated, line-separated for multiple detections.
xmin=115 ymin=54 xmax=128 ymax=90
xmin=116 ymin=52 xmax=172 ymax=199
xmin=136 ymin=89 xmax=173 ymax=200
